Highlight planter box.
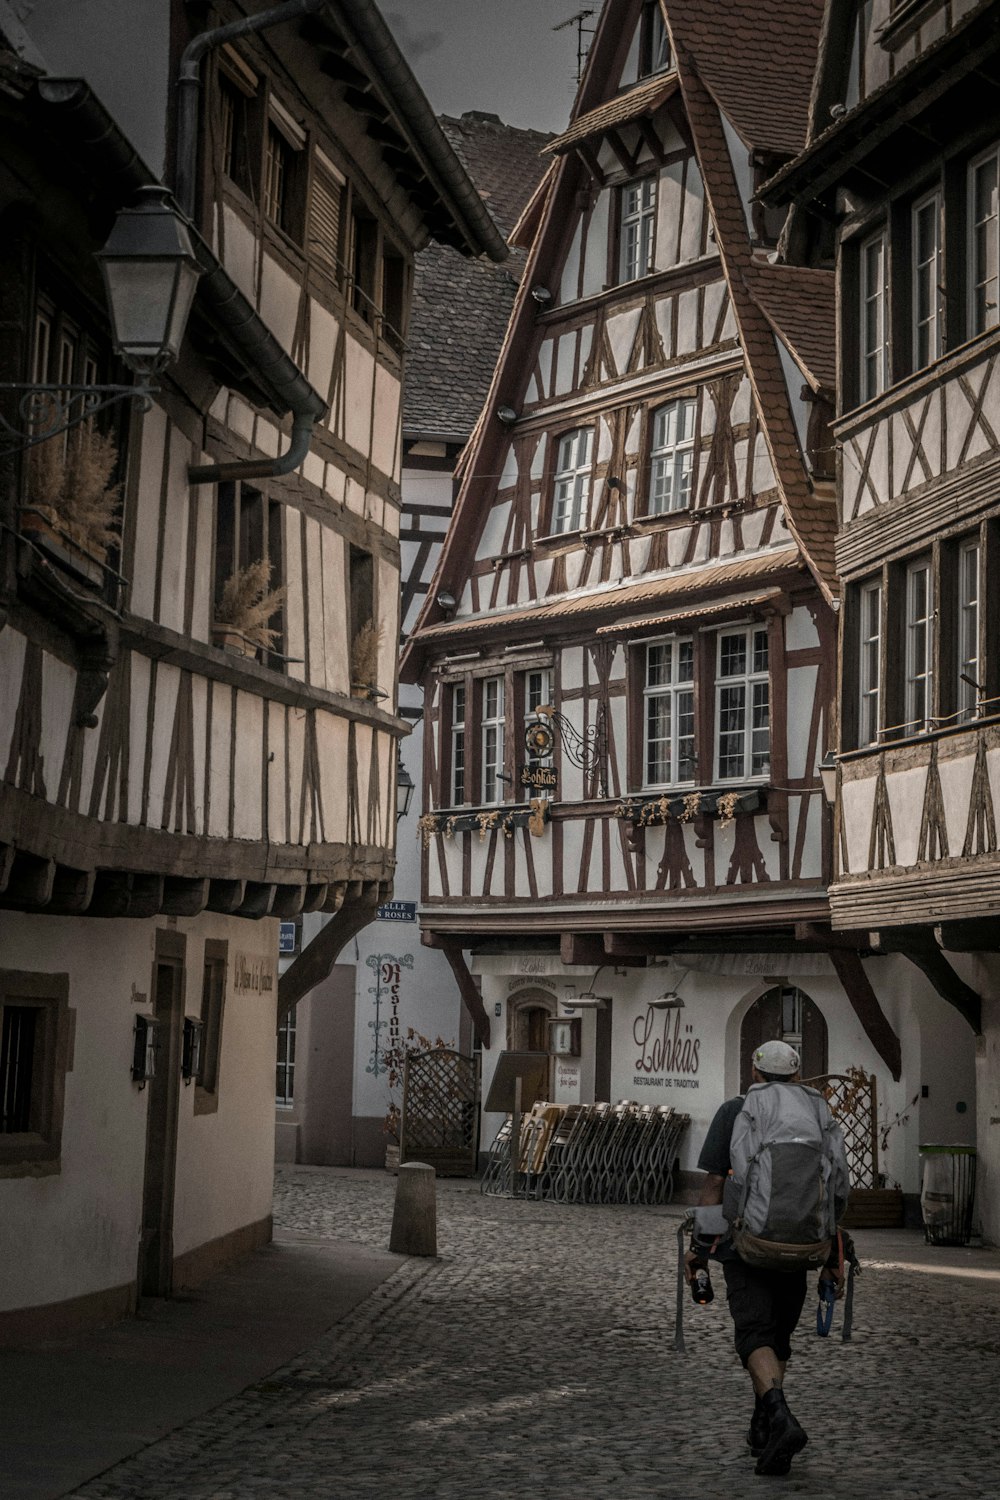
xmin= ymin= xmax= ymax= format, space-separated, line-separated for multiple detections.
xmin=212 ymin=625 xmax=257 ymax=658
xmin=20 ymin=511 xmax=105 ymax=587
xmin=841 ymin=1187 xmax=905 ymax=1229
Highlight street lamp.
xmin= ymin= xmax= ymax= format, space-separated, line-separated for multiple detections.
xmin=818 ymin=749 xmax=838 ymax=806
xmin=97 ymin=185 xmax=203 ymax=376
xmin=396 ymin=756 xmax=415 ymax=821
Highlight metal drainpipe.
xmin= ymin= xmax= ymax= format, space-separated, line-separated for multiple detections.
xmin=175 ymin=0 xmax=328 ymax=485
xmin=175 ymin=0 xmax=327 ymax=219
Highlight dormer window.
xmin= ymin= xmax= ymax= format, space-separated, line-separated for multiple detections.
xmin=639 ymin=2 xmax=671 ymax=77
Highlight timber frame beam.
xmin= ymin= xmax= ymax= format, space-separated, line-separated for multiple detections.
xmin=434 ymin=938 xmax=491 ymax=1050
xmin=872 ymin=930 xmax=982 ymax=1035
xmin=828 ymin=949 xmax=903 ymax=1081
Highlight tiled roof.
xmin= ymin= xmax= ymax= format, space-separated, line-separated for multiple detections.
xmin=745 ymin=264 xmax=836 ymax=393
xmin=542 ymin=72 xmax=679 ymax=155
xmin=411 ymin=547 xmax=803 ymax=642
xmin=666 ymin=0 xmax=825 ymax=155
xmin=403 ymin=112 xmax=551 ymax=440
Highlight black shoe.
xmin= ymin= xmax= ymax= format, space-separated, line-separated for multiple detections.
xmin=754 ymin=1391 xmax=807 ymax=1477
xmin=747 ymin=1404 xmax=769 ymax=1457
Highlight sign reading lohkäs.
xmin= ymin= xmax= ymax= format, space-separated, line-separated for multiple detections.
xmin=519 ymin=763 xmax=558 ymax=791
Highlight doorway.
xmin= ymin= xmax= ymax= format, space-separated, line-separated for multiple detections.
xmin=507 ymin=987 xmax=556 ymax=1102
xmin=739 ymin=984 xmax=828 ymax=1092
xmin=138 ymin=930 xmax=185 ymax=1298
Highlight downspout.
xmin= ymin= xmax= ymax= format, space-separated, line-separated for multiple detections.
xmin=174 ymin=0 xmax=329 ymax=484
xmin=175 ymin=0 xmax=327 ymax=219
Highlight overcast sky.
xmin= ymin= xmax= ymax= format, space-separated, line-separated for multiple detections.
xmin=386 ymin=0 xmax=593 ymax=134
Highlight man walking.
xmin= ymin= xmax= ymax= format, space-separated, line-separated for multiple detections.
xmin=686 ymin=1040 xmax=849 ymax=1477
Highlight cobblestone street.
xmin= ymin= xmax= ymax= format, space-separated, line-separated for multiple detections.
xmin=59 ymin=1165 xmax=1000 ymax=1499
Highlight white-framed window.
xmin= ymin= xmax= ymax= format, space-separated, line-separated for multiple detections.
xmin=551 ymin=427 xmax=593 ymax=534
xmin=648 ymin=398 xmax=696 ymax=514
xmin=912 ymin=190 xmax=942 ymax=366
xmin=450 ymin=683 xmax=466 ymax=806
xmin=275 ymin=1010 xmax=296 ymax=1107
xmin=958 ymin=539 xmax=981 ymax=723
xmin=860 ymin=229 xmax=889 ymax=402
xmin=524 ymin=668 xmax=554 ymax=765
xmin=481 ymin=675 xmax=505 ymax=805
xmin=858 ymin=578 xmax=882 ymax=747
xmin=969 ymin=144 xmax=999 ymax=337
xmin=644 ymin=639 xmax=695 ymax=786
xmin=904 ymin=556 xmax=934 ymax=733
xmin=716 ymin=627 xmax=770 ymax=780
xmin=619 ymin=176 xmax=657 ymax=283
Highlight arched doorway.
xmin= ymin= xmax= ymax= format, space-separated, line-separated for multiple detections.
xmin=739 ymin=985 xmax=828 ymax=1093
xmin=507 ymin=987 xmax=556 ymax=1102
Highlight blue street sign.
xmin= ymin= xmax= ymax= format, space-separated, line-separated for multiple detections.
xmin=377 ymin=900 xmax=417 ymax=923
xmin=278 ymin=921 xmax=298 ymax=954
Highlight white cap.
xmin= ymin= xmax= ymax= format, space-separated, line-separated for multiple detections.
xmin=753 ymin=1040 xmax=800 ymax=1076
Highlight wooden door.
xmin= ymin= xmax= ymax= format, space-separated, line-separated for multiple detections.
xmin=138 ymin=932 xmax=185 ymax=1298
xmin=740 ymin=986 xmax=827 ymax=1092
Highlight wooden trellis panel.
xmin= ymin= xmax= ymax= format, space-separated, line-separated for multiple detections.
xmin=400 ymin=1048 xmax=480 ymax=1177
xmin=803 ymin=1070 xmax=878 ymax=1189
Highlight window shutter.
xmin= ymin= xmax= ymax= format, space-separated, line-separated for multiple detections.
xmin=310 ymin=168 xmax=343 ymax=276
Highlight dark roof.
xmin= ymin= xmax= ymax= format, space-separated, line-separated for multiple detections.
xmin=403 ymin=112 xmax=551 ymax=440
xmin=666 ymin=0 xmax=825 ymax=155
xmin=542 ymin=72 xmax=679 ymax=156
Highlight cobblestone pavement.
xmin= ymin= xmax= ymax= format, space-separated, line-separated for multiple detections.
xmin=72 ymin=1166 xmax=1000 ymax=1499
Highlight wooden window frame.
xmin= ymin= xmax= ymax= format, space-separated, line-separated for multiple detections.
xmin=715 ymin=625 xmax=771 ymax=782
xmin=194 ymin=940 xmax=227 ymax=1116
xmin=642 ymin=636 xmax=696 ymax=789
xmin=480 ymin=674 xmax=506 ymax=806
xmin=859 ymin=227 xmax=889 ymax=403
xmin=646 ymin=397 xmax=697 ymax=515
xmin=638 ymin=0 xmax=671 ymax=77
xmin=275 ymin=1008 xmax=296 ymax=1108
xmin=213 ymin=483 xmax=285 ymax=665
xmin=911 ymin=188 xmax=943 ymax=368
xmin=857 ymin=576 xmax=883 ymax=747
xmin=549 ymin=425 xmax=594 ymax=535
xmin=520 ymin=666 xmax=554 ymax=801
xmin=617 ymin=174 xmax=658 ymax=285
xmin=0 ymin=970 xmax=71 ymax=1176
xmin=968 ymin=142 xmax=1000 ymax=338
xmin=903 ymin=554 xmax=934 ymax=734
xmin=449 ymin=680 xmax=467 ymax=808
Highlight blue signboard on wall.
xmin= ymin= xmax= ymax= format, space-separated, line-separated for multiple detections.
xmin=278 ymin=921 xmax=298 ymax=954
xmin=377 ymin=900 xmax=417 ymax=923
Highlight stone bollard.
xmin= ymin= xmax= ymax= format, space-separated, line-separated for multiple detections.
xmin=389 ymin=1161 xmax=437 ymax=1256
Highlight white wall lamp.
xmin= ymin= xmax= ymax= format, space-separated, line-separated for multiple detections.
xmin=650 ymin=969 xmax=691 ymax=1010
xmin=818 ymin=749 xmax=838 ymax=806
xmin=496 ymin=405 xmax=519 ymax=426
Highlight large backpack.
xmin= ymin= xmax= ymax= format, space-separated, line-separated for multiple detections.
xmin=724 ymin=1081 xmax=850 ymax=1273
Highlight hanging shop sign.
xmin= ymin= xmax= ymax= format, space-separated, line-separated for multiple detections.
xmin=519 ymin=763 xmax=558 ymax=792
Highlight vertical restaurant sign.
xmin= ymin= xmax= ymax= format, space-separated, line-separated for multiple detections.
xmin=632 ymin=1005 xmax=701 ymax=1091
xmin=365 ymin=951 xmax=414 ymax=1077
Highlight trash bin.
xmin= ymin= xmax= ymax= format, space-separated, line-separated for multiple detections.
xmin=919 ymin=1144 xmax=977 ymax=1246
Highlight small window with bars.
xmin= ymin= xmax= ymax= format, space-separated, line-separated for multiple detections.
xmin=276 ymin=1010 xmax=296 ymax=1107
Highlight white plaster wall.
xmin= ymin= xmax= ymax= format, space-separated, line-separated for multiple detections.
xmin=0 ymin=910 xmax=278 ymax=1312
xmin=172 ymin=915 xmax=279 ymax=1257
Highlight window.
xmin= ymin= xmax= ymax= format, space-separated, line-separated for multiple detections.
xmin=350 ymin=205 xmax=379 ymax=324
xmin=904 ymin=556 xmax=934 ymax=733
xmin=309 ymin=157 xmax=345 ymax=280
xmin=481 ymin=676 xmax=505 ymax=805
xmin=218 ymin=73 xmax=257 ymax=198
xmin=716 ymin=627 xmax=770 ymax=780
xmin=214 ymin=483 xmax=285 ymax=663
xmin=859 ymin=579 xmax=882 ymax=746
xmin=551 ymin=427 xmax=593 ymax=534
xmin=860 ymin=229 xmax=889 ymax=401
xmin=450 ymin=683 xmax=467 ymax=806
xmin=957 ymin=539 xmax=981 ymax=723
xmin=195 ymin=941 xmax=227 ymax=1114
xmin=0 ymin=970 xmax=70 ymax=1173
xmin=969 ymin=145 xmax=999 ymax=336
xmin=912 ymin=190 xmax=942 ymax=366
xmin=639 ymin=1 xmax=671 ymax=75
xmin=263 ymin=123 xmax=291 ymax=228
xmin=348 ymin=546 xmax=379 ymax=692
xmin=644 ymin=639 xmax=695 ymax=786
xmin=648 ymin=398 xmax=696 ymax=513
xmin=522 ymin=668 xmax=554 ymax=794
xmin=619 ymin=177 xmax=657 ymax=283
xmin=276 ymin=1010 xmax=296 ymax=1107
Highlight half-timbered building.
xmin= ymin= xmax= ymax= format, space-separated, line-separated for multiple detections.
xmin=761 ymin=0 xmax=998 ymax=1237
xmin=403 ymin=0 xmax=971 ymax=1198
xmin=0 ymin=0 xmax=501 ymax=1338
xmin=275 ymin=110 xmax=550 ymax=1169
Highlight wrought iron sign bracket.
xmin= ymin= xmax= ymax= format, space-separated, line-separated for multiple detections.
xmin=0 ymin=382 xmax=156 ymax=457
xmin=526 ymin=705 xmax=607 ymax=797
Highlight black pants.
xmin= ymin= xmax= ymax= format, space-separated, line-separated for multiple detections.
xmin=723 ymin=1258 xmax=808 ymax=1367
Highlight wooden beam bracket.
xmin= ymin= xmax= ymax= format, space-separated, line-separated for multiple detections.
xmin=828 ymin=948 xmax=903 ymax=1081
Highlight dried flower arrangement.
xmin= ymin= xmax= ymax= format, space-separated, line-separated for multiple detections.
xmin=215 ymin=557 xmax=286 ymax=649
xmin=716 ymin=790 xmax=741 ymax=829
xmin=25 ymin=426 xmax=122 ymax=562
xmin=350 ymin=618 xmax=384 ymax=692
